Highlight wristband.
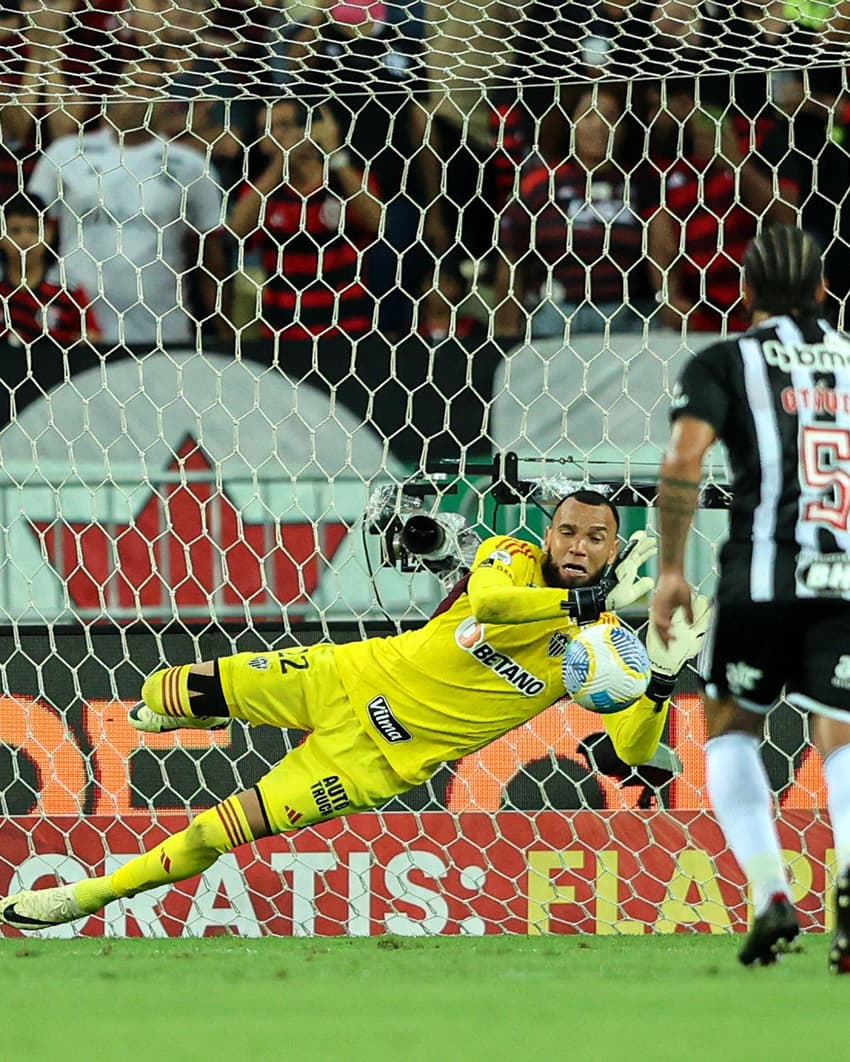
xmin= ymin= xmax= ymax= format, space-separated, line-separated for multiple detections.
xmin=560 ymin=586 xmax=604 ymax=625
xmin=646 ymin=670 xmax=677 ymax=709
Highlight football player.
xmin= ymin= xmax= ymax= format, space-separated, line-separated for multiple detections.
xmin=0 ymin=490 xmax=708 ymax=931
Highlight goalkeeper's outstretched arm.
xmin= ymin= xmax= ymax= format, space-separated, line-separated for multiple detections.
xmin=605 ymin=592 xmax=712 ymax=766
xmin=604 ymin=695 xmax=670 ymax=767
xmin=468 ymin=532 xmax=655 ymax=626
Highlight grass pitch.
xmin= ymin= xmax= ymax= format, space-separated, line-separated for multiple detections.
xmin=1 ymin=934 xmax=846 ymax=1062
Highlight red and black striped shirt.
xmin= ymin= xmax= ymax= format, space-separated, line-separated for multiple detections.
xmin=500 ymin=159 xmax=646 ymax=305
xmin=488 ymin=97 xmax=529 ymax=213
xmin=0 ymin=34 xmax=36 ymax=204
xmin=248 ymin=174 xmax=376 ymax=341
xmin=0 ymin=278 xmax=98 ymax=346
xmin=645 ymin=159 xmax=764 ymax=331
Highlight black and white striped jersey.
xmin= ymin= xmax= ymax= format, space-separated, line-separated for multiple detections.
xmin=671 ymin=314 xmax=850 ymax=604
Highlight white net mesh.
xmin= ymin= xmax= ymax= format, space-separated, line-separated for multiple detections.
xmin=0 ymin=0 xmax=846 ymax=936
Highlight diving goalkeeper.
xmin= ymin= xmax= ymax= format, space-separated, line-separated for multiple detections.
xmin=0 ymin=490 xmax=709 ymax=932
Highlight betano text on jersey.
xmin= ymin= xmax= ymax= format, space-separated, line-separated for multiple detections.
xmin=333 ymin=536 xmax=616 ymax=784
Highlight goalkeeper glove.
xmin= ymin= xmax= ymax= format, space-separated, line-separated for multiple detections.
xmin=561 ymin=530 xmax=657 ymax=623
xmin=645 ymin=592 xmax=712 ymax=706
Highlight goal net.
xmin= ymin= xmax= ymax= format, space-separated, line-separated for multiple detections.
xmin=0 ymin=0 xmax=845 ymax=937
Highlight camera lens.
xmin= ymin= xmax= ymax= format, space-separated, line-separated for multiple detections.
xmin=400 ymin=515 xmax=444 ymax=556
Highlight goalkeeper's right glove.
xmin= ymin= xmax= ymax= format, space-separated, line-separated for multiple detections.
xmin=645 ymin=592 xmax=713 ymax=707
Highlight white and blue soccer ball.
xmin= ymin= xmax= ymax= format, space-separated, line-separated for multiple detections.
xmin=562 ymin=623 xmax=651 ymax=714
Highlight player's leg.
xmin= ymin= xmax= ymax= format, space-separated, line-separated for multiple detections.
xmin=0 ymin=650 xmax=409 ymax=931
xmin=129 ymin=660 xmax=231 ymax=733
xmin=0 ymin=714 xmax=411 ymax=931
xmin=129 ymin=646 xmax=326 ymax=734
xmin=0 ymin=788 xmax=271 ymax=930
xmin=251 ymin=714 xmax=411 ymax=837
xmin=706 ymin=693 xmax=800 ymax=965
xmin=701 ymin=602 xmax=800 ymax=965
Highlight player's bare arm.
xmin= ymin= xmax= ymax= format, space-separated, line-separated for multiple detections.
xmin=653 ymin=415 xmax=716 ymax=643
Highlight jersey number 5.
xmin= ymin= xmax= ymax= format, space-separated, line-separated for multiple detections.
xmin=801 ymin=425 xmax=850 ymax=531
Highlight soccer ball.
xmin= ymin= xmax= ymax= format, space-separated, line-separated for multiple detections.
xmin=562 ymin=623 xmax=651 ymax=714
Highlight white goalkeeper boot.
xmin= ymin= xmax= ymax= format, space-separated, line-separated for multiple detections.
xmin=128 ymin=703 xmax=231 ymax=734
xmin=0 ymin=886 xmax=86 ymax=930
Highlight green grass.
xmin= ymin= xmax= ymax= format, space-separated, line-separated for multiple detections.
xmin=1 ymin=934 xmax=847 ymax=1062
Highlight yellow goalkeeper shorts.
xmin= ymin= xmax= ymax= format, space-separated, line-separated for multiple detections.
xmin=218 ymin=645 xmax=411 ymax=833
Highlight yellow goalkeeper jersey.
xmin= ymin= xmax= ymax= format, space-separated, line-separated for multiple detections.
xmin=333 ymin=535 xmax=617 ymax=785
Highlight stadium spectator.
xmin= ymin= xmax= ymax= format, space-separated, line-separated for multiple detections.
xmin=508 ymin=0 xmax=658 ymax=87
xmin=18 ymin=0 xmax=141 ymax=141
xmin=26 ymin=0 xmax=268 ymax=148
xmin=494 ymin=89 xmax=650 ymax=340
xmin=415 ymin=262 xmax=485 ymax=346
xmin=0 ymin=0 xmax=95 ymax=200
xmin=760 ymin=66 xmax=850 ymax=320
xmin=645 ymin=85 xmax=797 ymax=332
xmin=487 ymin=2 xmax=657 ymax=211
xmin=0 ymin=192 xmax=98 ymax=346
xmin=228 ymin=98 xmax=381 ymax=342
xmin=730 ymin=3 xmax=815 ymax=122
xmin=287 ymin=0 xmax=450 ymax=336
xmin=27 ymin=61 xmax=229 ymax=348
xmin=141 ymin=0 xmax=274 ymax=194
xmin=487 ymin=0 xmax=717 ymax=206
xmin=0 ymin=493 xmax=709 ymax=934
xmin=0 ymin=1 xmax=37 ymax=203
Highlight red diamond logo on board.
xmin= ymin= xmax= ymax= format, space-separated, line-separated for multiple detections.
xmin=30 ymin=436 xmax=347 ymax=616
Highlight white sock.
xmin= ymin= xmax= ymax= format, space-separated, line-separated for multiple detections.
xmin=706 ymin=732 xmax=788 ymax=915
xmin=824 ymin=743 xmax=850 ymax=878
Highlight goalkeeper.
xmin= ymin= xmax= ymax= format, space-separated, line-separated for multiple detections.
xmin=0 ymin=490 xmax=709 ymax=932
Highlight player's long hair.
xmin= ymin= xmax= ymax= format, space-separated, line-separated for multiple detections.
xmin=743 ymin=224 xmax=823 ymax=320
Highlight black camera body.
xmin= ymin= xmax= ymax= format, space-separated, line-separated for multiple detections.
xmin=365 ymin=484 xmax=480 ymax=587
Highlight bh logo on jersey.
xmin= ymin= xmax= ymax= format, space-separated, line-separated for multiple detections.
xmin=455 ymin=617 xmax=486 ymax=650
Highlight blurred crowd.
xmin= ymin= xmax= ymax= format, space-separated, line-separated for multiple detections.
xmin=1 ymin=0 xmax=850 ymax=349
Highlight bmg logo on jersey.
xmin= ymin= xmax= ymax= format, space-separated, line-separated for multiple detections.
xmin=310 ymin=775 xmax=350 ymax=817
xmin=488 ymin=549 xmax=513 ymax=566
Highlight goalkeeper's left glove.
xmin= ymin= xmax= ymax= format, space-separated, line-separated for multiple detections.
xmin=603 ymin=530 xmax=657 ymax=611
xmin=645 ymin=592 xmax=713 ymax=707
xmin=562 ymin=530 xmax=657 ymax=623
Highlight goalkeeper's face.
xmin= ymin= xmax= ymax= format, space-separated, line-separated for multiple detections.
xmin=542 ymin=499 xmax=619 ymax=590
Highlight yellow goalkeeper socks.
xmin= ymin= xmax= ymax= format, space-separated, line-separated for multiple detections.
xmin=72 ymin=799 xmax=254 ymax=914
xmin=141 ymin=666 xmax=193 ymax=720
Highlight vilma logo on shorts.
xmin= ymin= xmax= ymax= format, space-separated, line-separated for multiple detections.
xmin=310 ymin=775 xmax=350 ymax=817
xmin=366 ymin=695 xmax=412 ymax=743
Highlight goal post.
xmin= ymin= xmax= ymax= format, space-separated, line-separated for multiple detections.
xmin=0 ymin=0 xmax=845 ymax=937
